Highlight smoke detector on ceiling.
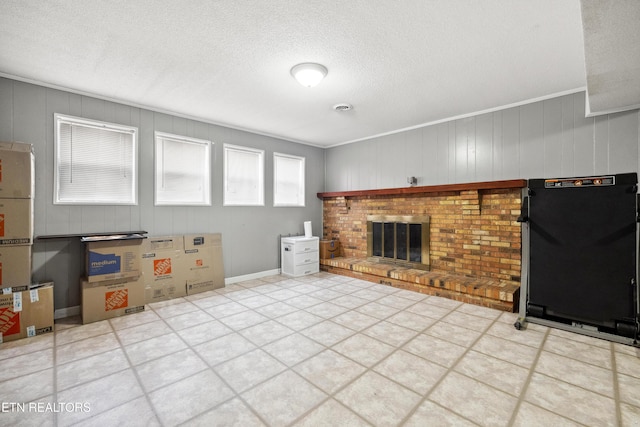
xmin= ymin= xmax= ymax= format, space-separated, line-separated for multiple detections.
xmin=333 ymin=103 xmax=353 ymax=111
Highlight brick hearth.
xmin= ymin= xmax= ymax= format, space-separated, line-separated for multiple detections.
xmin=318 ymin=180 xmax=524 ymax=312
xmin=320 ymin=257 xmax=519 ymax=312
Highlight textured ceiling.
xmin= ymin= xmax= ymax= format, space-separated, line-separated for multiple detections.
xmin=0 ymin=0 xmax=619 ymax=148
xmin=581 ymin=0 xmax=640 ymax=116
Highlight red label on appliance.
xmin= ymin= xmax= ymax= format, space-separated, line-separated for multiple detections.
xmin=0 ymin=307 xmax=20 ymax=336
xmin=154 ymin=258 xmax=172 ymax=276
xmin=105 ymin=289 xmax=128 ymax=311
xmin=0 ymin=214 xmax=4 ymax=237
xmin=196 ymin=259 xmax=203 ymax=267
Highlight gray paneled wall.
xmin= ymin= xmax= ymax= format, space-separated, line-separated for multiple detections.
xmin=324 ymin=92 xmax=640 ymax=191
xmin=4 ymin=78 xmax=639 ymax=313
xmin=0 ymin=77 xmax=324 ymax=311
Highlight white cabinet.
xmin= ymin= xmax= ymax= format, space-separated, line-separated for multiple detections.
xmin=281 ymin=236 xmax=319 ymax=277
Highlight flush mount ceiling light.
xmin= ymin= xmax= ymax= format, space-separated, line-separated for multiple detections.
xmin=290 ymin=63 xmax=328 ymax=88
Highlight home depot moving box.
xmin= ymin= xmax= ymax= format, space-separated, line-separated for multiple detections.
xmin=85 ymin=239 xmax=142 ymax=282
xmin=183 ymin=233 xmax=224 ymax=295
xmin=0 ymin=198 xmax=34 ymax=245
xmin=141 ymin=236 xmax=187 ymax=303
xmin=0 ymin=141 xmax=35 ymax=199
xmin=320 ymin=239 xmax=341 ymax=259
xmin=0 ymin=283 xmax=54 ymax=343
xmin=0 ymin=142 xmax=34 ymax=293
xmin=81 ymin=276 xmax=145 ymax=324
xmin=0 ymin=245 xmax=32 ymax=287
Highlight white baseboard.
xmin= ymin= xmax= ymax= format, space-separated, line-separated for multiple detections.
xmin=55 ymin=305 xmax=80 ymax=320
xmin=225 ymin=268 xmax=281 ymax=285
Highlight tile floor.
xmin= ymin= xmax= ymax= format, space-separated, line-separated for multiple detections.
xmin=1 ymin=272 xmax=640 ymax=426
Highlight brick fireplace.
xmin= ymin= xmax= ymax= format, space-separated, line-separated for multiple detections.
xmin=318 ymin=180 xmax=525 ymax=311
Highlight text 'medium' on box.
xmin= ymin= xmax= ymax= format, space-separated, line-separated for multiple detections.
xmin=86 ymin=239 xmax=142 ymax=282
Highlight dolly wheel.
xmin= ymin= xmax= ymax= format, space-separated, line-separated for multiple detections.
xmin=514 ymin=320 xmax=523 ymax=330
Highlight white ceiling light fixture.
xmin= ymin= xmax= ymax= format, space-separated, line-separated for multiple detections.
xmin=290 ymin=63 xmax=328 ymax=88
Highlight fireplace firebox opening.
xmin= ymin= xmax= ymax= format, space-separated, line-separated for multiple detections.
xmin=366 ymin=215 xmax=430 ymax=270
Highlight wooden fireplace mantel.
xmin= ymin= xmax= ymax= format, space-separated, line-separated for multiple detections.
xmin=317 ymin=179 xmax=526 ymax=199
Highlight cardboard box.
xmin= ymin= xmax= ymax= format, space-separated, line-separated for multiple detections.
xmin=0 ymin=245 xmax=32 ymax=287
xmin=0 ymin=141 xmax=35 ymax=199
xmin=141 ymin=236 xmax=187 ymax=303
xmin=0 ymin=198 xmax=33 ymax=245
xmin=85 ymin=239 xmax=142 ymax=282
xmin=183 ymin=233 xmax=225 ymax=295
xmin=320 ymin=239 xmax=341 ymax=259
xmin=0 ymin=282 xmax=54 ymax=343
xmin=81 ymin=276 xmax=145 ymax=324
xmin=144 ymin=281 xmax=187 ymax=304
xmin=143 ymin=235 xmax=185 ymax=252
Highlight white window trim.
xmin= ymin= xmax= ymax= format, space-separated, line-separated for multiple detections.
xmin=223 ymin=143 xmax=265 ymax=206
xmin=54 ymin=113 xmax=138 ymax=205
xmin=154 ymin=131 xmax=212 ymax=206
xmin=273 ymin=152 xmax=305 ymax=207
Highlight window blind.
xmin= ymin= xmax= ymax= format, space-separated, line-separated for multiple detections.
xmin=274 ymin=153 xmax=305 ymax=206
xmin=224 ymin=144 xmax=264 ymax=206
xmin=155 ymin=132 xmax=211 ymax=206
xmin=55 ymin=114 xmax=137 ymax=205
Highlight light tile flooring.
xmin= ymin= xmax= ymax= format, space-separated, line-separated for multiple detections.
xmin=2 ymin=272 xmax=640 ymax=426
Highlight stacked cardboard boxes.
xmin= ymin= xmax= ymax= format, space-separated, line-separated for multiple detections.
xmin=82 ymin=238 xmax=145 ymax=324
xmin=141 ymin=233 xmax=224 ymax=303
xmin=0 ymin=142 xmax=34 ymax=289
xmin=0 ymin=142 xmax=54 ymax=343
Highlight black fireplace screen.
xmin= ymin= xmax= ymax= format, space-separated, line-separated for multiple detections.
xmin=367 ymin=215 xmax=430 ymax=270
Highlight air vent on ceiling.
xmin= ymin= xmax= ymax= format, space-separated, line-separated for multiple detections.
xmin=333 ymin=103 xmax=353 ymax=111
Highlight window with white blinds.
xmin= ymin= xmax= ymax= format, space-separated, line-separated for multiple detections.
xmin=155 ymin=132 xmax=211 ymax=206
xmin=54 ymin=114 xmax=138 ymax=205
xmin=274 ymin=152 xmax=305 ymax=206
xmin=223 ymin=144 xmax=264 ymax=206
